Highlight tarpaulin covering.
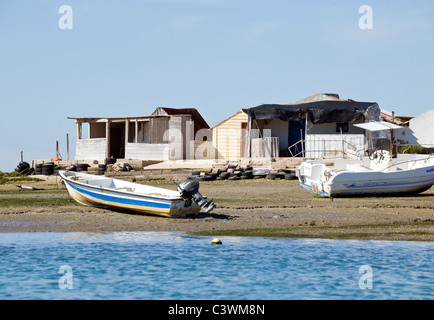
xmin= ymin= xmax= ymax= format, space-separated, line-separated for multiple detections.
xmin=243 ymin=100 xmax=380 ymax=124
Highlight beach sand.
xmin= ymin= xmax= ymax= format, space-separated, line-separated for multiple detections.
xmin=0 ymin=176 xmax=433 ymax=241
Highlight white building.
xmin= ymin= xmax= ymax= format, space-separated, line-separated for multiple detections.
xmin=408 ymin=108 xmax=434 ymax=148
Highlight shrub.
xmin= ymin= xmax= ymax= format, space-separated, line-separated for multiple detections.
xmin=400 ymin=144 xmax=426 ymax=154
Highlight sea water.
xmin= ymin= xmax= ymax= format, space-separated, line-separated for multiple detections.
xmin=0 ymin=232 xmax=432 ymax=300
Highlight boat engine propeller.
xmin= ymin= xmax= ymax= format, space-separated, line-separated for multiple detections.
xmin=175 ymin=177 xmax=216 ymax=213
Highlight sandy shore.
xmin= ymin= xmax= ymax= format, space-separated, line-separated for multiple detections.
xmin=0 ymin=175 xmax=433 ymax=241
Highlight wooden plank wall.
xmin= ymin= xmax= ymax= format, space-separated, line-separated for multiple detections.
xmin=212 ymin=110 xmax=248 ymax=159
xmin=150 ymin=117 xmax=169 ymax=143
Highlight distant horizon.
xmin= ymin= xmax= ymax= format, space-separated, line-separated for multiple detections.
xmin=1 ymin=0 xmax=433 ymax=172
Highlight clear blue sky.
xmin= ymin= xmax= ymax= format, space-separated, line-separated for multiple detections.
xmin=1 ymin=0 xmax=433 ymax=171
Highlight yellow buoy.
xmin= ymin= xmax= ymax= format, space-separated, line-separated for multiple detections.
xmin=211 ymin=238 xmax=222 ymax=245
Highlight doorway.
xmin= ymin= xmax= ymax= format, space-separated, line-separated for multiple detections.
xmin=288 ymin=122 xmax=305 ymax=157
xmin=109 ymin=122 xmax=125 ymax=159
xmin=241 ymin=122 xmax=248 ymax=158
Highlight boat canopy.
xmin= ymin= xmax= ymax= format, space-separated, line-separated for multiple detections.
xmin=242 ymin=100 xmax=380 ymax=124
xmin=353 ymin=121 xmax=402 ymax=131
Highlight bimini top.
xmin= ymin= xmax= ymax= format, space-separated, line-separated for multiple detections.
xmin=242 ymin=100 xmax=380 ymax=124
xmin=353 ymin=121 xmax=403 ymax=132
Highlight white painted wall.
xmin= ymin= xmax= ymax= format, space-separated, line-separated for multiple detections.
xmin=409 ymin=108 xmax=434 ymax=147
xmin=75 ymin=138 xmax=106 ymax=160
xmin=251 ymin=137 xmax=279 ymax=158
xmin=125 ymin=143 xmax=170 ymax=160
xmin=263 ymin=119 xmax=288 ymax=151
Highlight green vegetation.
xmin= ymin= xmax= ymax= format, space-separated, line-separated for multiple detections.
xmin=0 ymin=195 xmax=72 ymax=207
xmin=0 ymin=189 xmax=72 ymax=207
xmin=0 ymin=171 xmax=43 ymax=185
xmin=0 ymin=180 xmax=72 ymax=207
xmin=400 ymin=144 xmax=426 ymax=154
xmin=192 ymin=222 xmax=434 ymax=241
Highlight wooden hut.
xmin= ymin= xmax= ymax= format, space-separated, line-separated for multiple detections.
xmin=70 ymin=108 xmax=210 ymax=161
xmin=211 ymin=109 xmax=249 ymax=160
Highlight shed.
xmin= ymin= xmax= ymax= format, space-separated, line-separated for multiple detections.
xmin=211 ymin=109 xmax=249 ymax=160
xmin=70 ymin=107 xmax=210 ymax=162
xmin=242 ymin=94 xmax=380 ymax=158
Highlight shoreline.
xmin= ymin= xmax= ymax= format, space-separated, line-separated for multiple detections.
xmin=0 ymin=176 xmax=433 ymax=241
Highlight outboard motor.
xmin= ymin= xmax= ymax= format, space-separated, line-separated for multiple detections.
xmin=175 ymin=177 xmax=216 ymax=213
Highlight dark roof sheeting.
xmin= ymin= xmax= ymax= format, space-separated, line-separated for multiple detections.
xmin=243 ymin=100 xmax=380 ymax=124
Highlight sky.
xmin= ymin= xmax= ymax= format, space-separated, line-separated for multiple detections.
xmin=1 ymin=0 xmax=433 ymax=171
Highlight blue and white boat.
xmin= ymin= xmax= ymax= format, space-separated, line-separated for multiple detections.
xmin=59 ymin=171 xmax=215 ymax=217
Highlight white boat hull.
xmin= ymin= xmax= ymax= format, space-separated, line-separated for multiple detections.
xmin=297 ymin=155 xmax=434 ymax=197
xmin=59 ymin=171 xmax=202 ymax=217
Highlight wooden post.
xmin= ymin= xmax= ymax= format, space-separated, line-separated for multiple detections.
xmin=300 ymin=129 xmax=304 ymax=158
xmin=66 ymin=133 xmax=69 ymax=161
xmin=106 ymin=120 xmax=111 ymax=158
xmin=304 ymin=111 xmax=308 ymax=158
xmin=125 ymin=119 xmax=129 ymax=144
xmin=185 ymin=120 xmax=194 ymax=160
xmin=340 ymin=127 xmax=345 ymax=158
xmin=246 ymin=116 xmax=252 ymax=158
xmin=76 ymin=121 xmax=82 ymax=140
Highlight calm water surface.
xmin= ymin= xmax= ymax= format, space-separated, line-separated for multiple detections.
xmin=0 ymin=232 xmax=432 ymax=300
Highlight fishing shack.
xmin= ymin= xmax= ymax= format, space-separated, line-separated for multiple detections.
xmin=241 ymin=93 xmax=381 ymax=159
xmin=70 ymin=107 xmax=210 ymax=162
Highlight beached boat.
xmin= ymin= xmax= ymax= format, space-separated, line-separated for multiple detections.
xmin=296 ymin=121 xmax=434 ymax=197
xmin=59 ymin=171 xmax=215 ymax=217
xmin=296 ymin=152 xmax=434 ymax=197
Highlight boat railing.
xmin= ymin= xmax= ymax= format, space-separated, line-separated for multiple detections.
xmin=379 ymin=155 xmax=433 ymax=172
xmin=288 ymin=139 xmax=363 ymax=159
